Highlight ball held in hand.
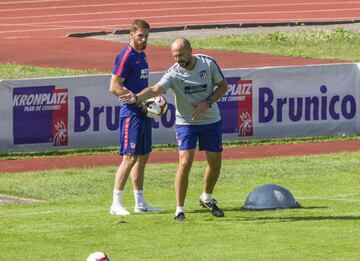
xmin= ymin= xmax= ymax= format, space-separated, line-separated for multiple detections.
xmin=145 ymin=95 xmax=169 ymax=118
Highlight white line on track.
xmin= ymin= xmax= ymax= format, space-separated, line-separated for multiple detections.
xmin=2 ymin=0 xmax=360 ymax=12
xmin=0 ymin=0 xmax=69 ymax=4
xmin=1 ymin=16 xmax=360 ymax=35
xmin=1 ymin=3 xmax=360 ymax=21
xmin=1 ymin=8 xmax=359 ymax=29
xmin=4 ymin=36 xmax=33 ymax=39
xmin=133 ymin=17 xmax=360 ymax=27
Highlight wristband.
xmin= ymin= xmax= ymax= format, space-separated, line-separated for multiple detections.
xmin=205 ymin=97 xmax=213 ymax=108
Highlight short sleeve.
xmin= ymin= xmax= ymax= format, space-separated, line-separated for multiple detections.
xmin=157 ymin=70 xmax=173 ymax=92
xmin=112 ymin=47 xmax=132 ymax=78
xmin=210 ymin=59 xmax=225 ymax=85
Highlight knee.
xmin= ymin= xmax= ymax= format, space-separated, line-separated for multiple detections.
xmin=208 ymin=160 xmax=221 ymax=172
xmin=122 ymin=155 xmax=139 ymax=168
xmin=139 ymin=153 xmax=150 ymax=164
xmin=178 ymin=159 xmax=192 ymax=174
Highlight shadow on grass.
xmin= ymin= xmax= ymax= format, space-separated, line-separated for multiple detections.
xmin=191 ymin=206 xmax=360 ymax=223
xmin=231 ymin=215 xmax=360 ymax=223
xmin=191 ymin=205 xmax=327 ymax=214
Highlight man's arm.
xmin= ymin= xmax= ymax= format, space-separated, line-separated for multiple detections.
xmin=206 ymin=79 xmax=228 ymax=105
xmin=119 ymin=84 xmax=165 ymax=104
xmin=109 ymin=74 xmax=128 ymax=97
xmin=192 ymin=79 xmax=228 ymax=119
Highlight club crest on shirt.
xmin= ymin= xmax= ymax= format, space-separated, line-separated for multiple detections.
xmin=199 ymin=70 xmax=208 ymax=79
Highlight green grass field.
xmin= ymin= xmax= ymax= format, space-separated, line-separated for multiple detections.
xmin=1 ymin=27 xmax=360 ymax=260
xmin=1 ymin=152 xmax=360 ymax=260
xmin=151 ymin=27 xmax=360 ymax=62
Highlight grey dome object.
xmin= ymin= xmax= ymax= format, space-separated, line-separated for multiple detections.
xmin=242 ymin=184 xmax=301 ymax=210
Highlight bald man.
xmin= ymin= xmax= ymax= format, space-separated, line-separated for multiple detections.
xmin=120 ymin=38 xmax=229 ymax=221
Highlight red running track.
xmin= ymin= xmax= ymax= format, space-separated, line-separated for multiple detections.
xmin=1 ymin=0 xmax=360 ymax=38
xmin=0 ymin=0 xmax=355 ymax=71
xmin=1 ymin=141 xmax=360 ymax=173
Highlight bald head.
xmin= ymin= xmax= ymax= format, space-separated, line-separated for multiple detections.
xmin=171 ymin=38 xmax=191 ymax=52
xmin=171 ymin=38 xmax=194 ymax=69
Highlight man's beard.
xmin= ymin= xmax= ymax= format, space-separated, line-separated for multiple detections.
xmin=178 ymin=60 xmax=190 ymax=68
xmin=135 ymin=42 xmax=147 ymax=51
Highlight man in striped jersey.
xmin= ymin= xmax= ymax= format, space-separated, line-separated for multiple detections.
xmin=109 ymin=19 xmax=161 ymax=216
xmin=120 ymin=38 xmax=228 ymax=221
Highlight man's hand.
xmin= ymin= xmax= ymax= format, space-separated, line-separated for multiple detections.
xmin=118 ymin=90 xmax=151 ymax=116
xmin=119 ymin=90 xmax=138 ymax=104
xmin=192 ymin=102 xmax=209 ymax=120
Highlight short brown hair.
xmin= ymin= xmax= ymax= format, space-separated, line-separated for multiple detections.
xmin=130 ymin=19 xmax=150 ymax=32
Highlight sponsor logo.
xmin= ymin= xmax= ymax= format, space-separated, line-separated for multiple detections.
xmin=140 ymin=68 xmax=148 ymax=79
xmin=184 ymin=84 xmax=207 ymax=95
xmin=13 ymin=86 xmax=68 ymax=146
xmin=219 ymin=77 xmax=253 ymax=136
xmin=259 ymin=85 xmax=356 ymax=122
xmin=74 ymin=96 xmax=176 ymax=132
xmin=219 ymin=78 xmax=356 ymax=136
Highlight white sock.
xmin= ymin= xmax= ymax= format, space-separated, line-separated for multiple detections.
xmin=113 ymin=189 xmax=123 ymax=207
xmin=134 ymin=190 xmax=145 ymax=207
xmin=201 ymin=192 xmax=212 ymax=203
xmin=175 ymin=206 xmax=185 ymax=215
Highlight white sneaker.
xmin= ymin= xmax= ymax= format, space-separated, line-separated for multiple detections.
xmin=110 ymin=205 xmax=130 ymax=216
xmin=134 ymin=202 xmax=162 ymax=213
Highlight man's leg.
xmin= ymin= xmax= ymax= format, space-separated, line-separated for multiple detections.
xmin=114 ymin=154 xmax=138 ymax=190
xmin=130 ymin=153 xmax=150 ymax=191
xmin=130 ymin=153 xmax=162 ymax=213
xmin=203 ymin=151 xmax=222 ymax=194
xmin=197 ymin=120 xmax=224 ymax=217
xmin=110 ymin=154 xmax=138 ymax=215
xmin=199 ymin=150 xmax=224 ymax=217
xmin=175 ymin=149 xmax=195 ymax=217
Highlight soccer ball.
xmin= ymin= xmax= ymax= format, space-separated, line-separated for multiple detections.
xmin=86 ymin=252 xmax=110 ymax=261
xmin=145 ymin=95 xmax=168 ymax=118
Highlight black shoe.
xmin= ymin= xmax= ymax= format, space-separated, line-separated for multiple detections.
xmin=199 ymin=198 xmax=224 ymax=217
xmin=174 ymin=212 xmax=185 ymax=222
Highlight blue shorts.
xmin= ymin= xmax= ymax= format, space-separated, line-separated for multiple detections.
xmin=175 ymin=120 xmax=223 ymax=152
xmin=119 ymin=115 xmax=152 ymax=155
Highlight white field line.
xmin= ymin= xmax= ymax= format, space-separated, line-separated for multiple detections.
xmin=1 ymin=0 xmax=360 ymax=12
xmin=0 ymin=194 xmax=45 ymax=206
xmin=1 ymin=2 xmax=360 ymax=20
xmin=0 ymin=210 xmax=56 ymax=217
xmin=1 ymin=8 xmax=360 ymax=29
xmin=0 ymin=205 xmax=164 ymax=217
